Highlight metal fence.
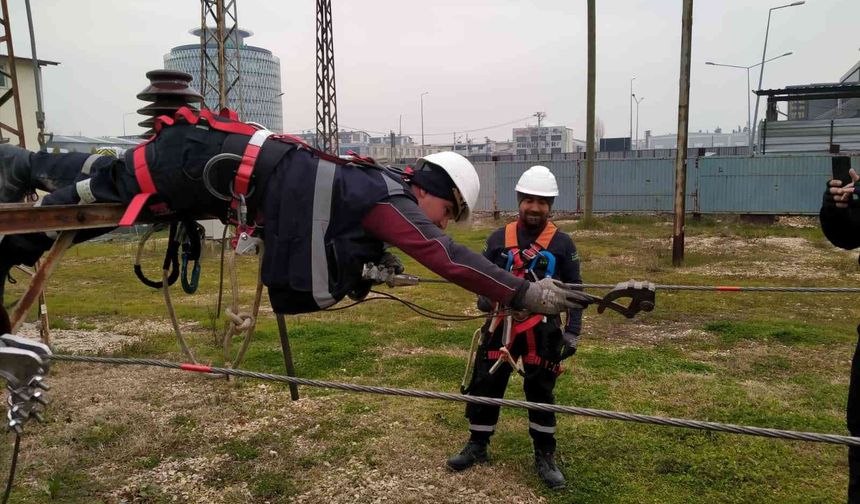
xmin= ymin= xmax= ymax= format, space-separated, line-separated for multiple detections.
xmin=474 ymin=154 xmax=860 ymax=215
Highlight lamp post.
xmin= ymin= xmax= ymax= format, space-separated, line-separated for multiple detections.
xmin=629 ymin=76 xmax=636 ymax=149
xmin=420 ymin=91 xmax=429 ymax=148
xmin=750 ymin=1 xmax=804 ymax=152
xmin=633 ymin=94 xmax=645 ymax=150
xmin=706 ymin=51 xmax=792 ymax=150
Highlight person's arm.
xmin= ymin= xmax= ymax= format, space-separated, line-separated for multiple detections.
xmin=821 ymin=204 xmax=860 ymax=250
xmin=361 ymin=197 xmax=528 ymax=306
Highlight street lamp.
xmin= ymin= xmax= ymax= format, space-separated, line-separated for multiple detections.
xmin=629 ymin=76 xmax=636 ymax=148
xmin=750 ymin=1 xmax=804 ymax=152
xmin=420 ymin=91 xmax=429 ymax=147
xmin=633 ymin=94 xmax=645 ymax=150
xmin=706 ymin=51 xmax=792 ymax=150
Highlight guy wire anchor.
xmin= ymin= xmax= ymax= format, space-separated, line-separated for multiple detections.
xmin=0 ymin=334 xmax=52 ymax=434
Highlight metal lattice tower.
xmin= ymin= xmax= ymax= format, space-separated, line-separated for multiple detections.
xmin=315 ymin=0 xmax=339 ymax=154
xmin=199 ymin=0 xmax=244 ymax=115
xmin=0 ymin=0 xmax=26 ymax=147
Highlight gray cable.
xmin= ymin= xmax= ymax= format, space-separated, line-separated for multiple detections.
xmin=46 ymin=354 xmax=860 ymax=447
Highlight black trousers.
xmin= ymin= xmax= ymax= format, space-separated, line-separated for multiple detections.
xmin=848 ymin=327 xmax=860 ymax=503
xmin=0 ymin=151 xmax=126 ymax=275
xmin=464 ymin=319 xmax=563 ymax=452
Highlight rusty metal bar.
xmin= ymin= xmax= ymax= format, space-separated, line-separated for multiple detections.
xmin=0 ymin=203 xmax=126 ymax=234
xmin=0 ymin=0 xmax=25 ymax=147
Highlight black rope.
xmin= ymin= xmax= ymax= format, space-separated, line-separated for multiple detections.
xmin=2 ymin=432 xmax=20 ymax=504
xmin=323 ymin=290 xmax=501 ymax=322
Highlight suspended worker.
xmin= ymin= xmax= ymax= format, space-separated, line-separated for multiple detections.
xmin=0 ymin=107 xmax=592 ymax=317
xmin=447 ymin=165 xmax=582 ymax=490
xmin=822 ymin=167 xmax=860 ymax=504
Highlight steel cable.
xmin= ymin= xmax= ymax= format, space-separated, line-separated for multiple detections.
xmin=46 ymin=354 xmax=860 ymax=447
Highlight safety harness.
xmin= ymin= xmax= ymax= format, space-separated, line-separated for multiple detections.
xmin=486 ymin=221 xmax=565 ymax=376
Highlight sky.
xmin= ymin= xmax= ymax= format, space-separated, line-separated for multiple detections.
xmin=6 ymin=0 xmax=859 ymax=142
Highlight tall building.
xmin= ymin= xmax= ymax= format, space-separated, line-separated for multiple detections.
xmin=164 ymin=28 xmax=283 ymax=132
xmin=512 ymin=125 xmax=577 ymax=155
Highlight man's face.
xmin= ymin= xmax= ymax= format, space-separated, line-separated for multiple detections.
xmin=415 ymin=187 xmax=456 ymax=230
xmin=518 ymin=195 xmax=551 ymax=230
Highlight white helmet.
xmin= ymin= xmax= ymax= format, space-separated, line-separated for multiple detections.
xmin=414 ymin=151 xmax=480 ymax=222
xmin=515 ymin=165 xmax=559 ymax=197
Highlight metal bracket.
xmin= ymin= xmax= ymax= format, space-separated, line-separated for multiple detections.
xmin=0 ymin=334 xmax=51 ymax=434
xmin=594 ymin=280 xmax=656 ymax=319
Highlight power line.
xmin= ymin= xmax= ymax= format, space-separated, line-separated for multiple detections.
xmin=292 ymin=115 xmax=535 ymax=138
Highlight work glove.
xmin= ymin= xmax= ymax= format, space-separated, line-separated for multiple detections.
xmin=476 ymin=295 xmax=493 ymax=313
xmin=520 ymin=277 xmax=595 ymax=315
xmin=378 ymin=251 xmax=405 ymax=275
xmin=560 ymin=330 xmax=579 ymax=360
xmin=361 ymin=252 xmax=405 ymax=286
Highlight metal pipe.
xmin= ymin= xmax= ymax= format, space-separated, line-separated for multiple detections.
xmin=24 ymin=0 xmax=45 ymax=151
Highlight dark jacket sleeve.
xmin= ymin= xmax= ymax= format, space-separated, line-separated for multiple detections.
xmin=820 ymin=204 xmax=860 ymax=250
xmin=556 ymin=234 xmax=583 ymax=335
xmin=361 ymin=197 xmax=528 ymax=305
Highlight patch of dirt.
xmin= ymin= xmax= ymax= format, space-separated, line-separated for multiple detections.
xmin=17 ymin=322 xmax=141 ymax=354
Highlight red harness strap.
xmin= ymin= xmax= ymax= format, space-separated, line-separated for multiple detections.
xmin=118 ymin=107 xmax=264 ymax=227
xmin=484 ymin=221 xmax=563 ymax=376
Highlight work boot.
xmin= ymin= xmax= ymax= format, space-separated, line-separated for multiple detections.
xmin=534 ymin=449 xmax=566 ymax=490
xmin=446 ymin=440 xmax=489 ymax=471
xmin=0 ymin=144 xmax=33 ymax=203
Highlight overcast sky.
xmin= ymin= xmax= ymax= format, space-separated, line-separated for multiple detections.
xmin=7 ymin=0 xmax=858 ymax=142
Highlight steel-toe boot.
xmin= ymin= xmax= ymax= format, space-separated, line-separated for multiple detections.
xmin=0 ymin=144 xmax=33 ymax=203
xmin=446 ymin=440 xmax=489 ymax=471
xmin=535 ymin=449 xmax=566 ymax=490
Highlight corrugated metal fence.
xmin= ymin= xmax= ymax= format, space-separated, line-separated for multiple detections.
xmin=475 ymin=154 xmax=860 ymax=215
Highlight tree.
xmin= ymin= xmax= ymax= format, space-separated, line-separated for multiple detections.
xmin=595 ymin=117 xmax=605 ymax=144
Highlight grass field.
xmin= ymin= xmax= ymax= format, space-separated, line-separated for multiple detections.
xmin=2 ymin=213 xmax=858 ymax=503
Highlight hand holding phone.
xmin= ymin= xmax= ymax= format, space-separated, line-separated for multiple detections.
xmin=832 ymin=156 xmax=853 ymax=187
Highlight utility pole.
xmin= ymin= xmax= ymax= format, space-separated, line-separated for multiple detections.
xmin=390 ymin=130 xmax=395 ymax=163
xmin=584 ymin=0 xmax=596 ymax=221
xmin=199 ymin=0 xmax=244 ymax=114
xmin=672 ymin=0 xmax=694 ymax=266
xmin=315 ymin=0 xmax=339 ymax=154
xmin=534 ymin=111 xmax=546 ymax=154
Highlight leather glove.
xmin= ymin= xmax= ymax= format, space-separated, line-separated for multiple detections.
xmin=476 ymin=295 xmax=493 ymax=313
xmin=379 ymin=251 xmax=404 ymax=275
xmin=560 ymin=330 xmax=579 ymax=360
xmin=520 ymin=277 xmax=595 ymax=315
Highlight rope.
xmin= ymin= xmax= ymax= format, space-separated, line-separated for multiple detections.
xmin=45 ymin=354 xmax=860 ymax=448
xmin=161 ymin=269 xmax=197 ymax=364
xmin=324 ymin=290 xmax=500 ymax=322
xmin=2 ymin=433 xmax=20 ymax=504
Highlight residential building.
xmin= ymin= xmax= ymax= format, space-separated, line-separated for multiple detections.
xmin=512 ymin=124 xmax=577 ymax=155
xmin=164 ymin=28 xmax=283 ymax=132
xmin=643 ymin=128 xmax=749 ymax=149
xmin=0 ymin=55 xmax=59 ymax=150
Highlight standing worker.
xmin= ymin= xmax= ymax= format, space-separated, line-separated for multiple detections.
xmin=822 ymin=167 xmax=860 ymax=503
xmin=447 ymin=165 xmax=583 ymax=490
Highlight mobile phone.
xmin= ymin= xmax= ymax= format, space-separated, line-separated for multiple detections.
xmin=832 ymin=156 xmax=853 ymax=186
